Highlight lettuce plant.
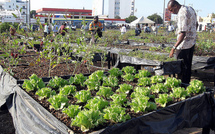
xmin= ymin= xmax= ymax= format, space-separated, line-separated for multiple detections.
xmin=186 ymin=80 xmax=206 ymax=94
xmin=155 ymin=93 xmax=173 ymax=107
xmin=131 ymin=87 xmax=154 ymax=99
xmin=170 ymin=87 xmax=190 ymax=100
xmin=84 ymin=96 xmax=109 ymax=111
xmin=164 ymin=77 xmax=181 ymax=88
xmin=122 ymin=73 xmax=135 ymax=82
xmin=116 ymin=84 xmax=133 ymax=94
xmin=47 ymin=76 xmax=69 ymax=89
xmin=69 ymin=73 xmax=87 ymax=86
xmin=35 ymin=87 xmax=56 ymax=100
xmin=96 ymin=86 xmax=114 ymax=99
xmin=110 ymin=93 xmax=127 ymax=106
xmin=135 ymin=70 xmax=151 ymax=78
xmin=22 ymin=74 xmax=45 ymax=92
xmin=74 ymin=90 xmax=91 ymax=103
xmin=71 ymin=109 xmax=105 ymax=132
xmin=122 ymin=66 xmax=136 ymax=74
xmin=102 ymin=76 xmax=118 ymax=87
xmin=150 ymin=83 xmax=168 ymax=93
xmin=151 ymin=75 xmax=165 ymax=84
xmin=84 ymin=77 xmax=101 ymax=91
xmin=59 ymin=85 xmax=76 ymax=96
xmin=62 ymin=105 xmax=81 ymax=118
xmin=48 ymin=94 xmax=69 ymax=110
xmin=108 ymin=68 xmax=123 ymax=77
xmin=103 ymin=105 xmax=131 ymax=123
xmin=137 ymin=77 xmax=151 ymax=86
xmin=88 ymin=70 xmax=105 ymax=81
xmin=129 ymin=96 xmax=157 ymax=113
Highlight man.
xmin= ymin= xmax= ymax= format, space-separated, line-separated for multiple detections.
xmin=120 ymin=24 xmax=126 ymax=35
xmin=89 ymin=16 xmax=103 ymax=43
xmin=44 ymin=23 xmax=49 ymax=37
xmin=135 ymin=24 xmax=142 ymax=36
xmin=59 ymin=22 xmax=67 ymax=36
xmin=151 ymin=23 xmax=157 ymax=35
xmin=167 ymin=0 xmax=198 ymax=84
xmin=167 ymin=22 xmax=174 ymax=34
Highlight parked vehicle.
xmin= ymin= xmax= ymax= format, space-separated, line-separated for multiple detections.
xmin=105 ymin=23 xmax=119 ymax=29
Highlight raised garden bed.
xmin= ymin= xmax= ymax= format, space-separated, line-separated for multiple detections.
xmin=8 ymin=66 xmax=214 ymax=134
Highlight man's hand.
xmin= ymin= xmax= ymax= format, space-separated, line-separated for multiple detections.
xmin=169 ymin=48 xmax=175 ymax=58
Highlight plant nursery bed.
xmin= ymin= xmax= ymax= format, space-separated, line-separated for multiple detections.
xmin=15 ymin=67 xmax=215 ymax=134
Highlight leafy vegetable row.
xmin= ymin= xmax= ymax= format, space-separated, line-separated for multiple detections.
xmin=22 ymin=66 xmax=206 ymax=132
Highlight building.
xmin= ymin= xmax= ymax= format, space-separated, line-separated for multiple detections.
xmin=0 ymin=0 xmax=30 ymax=24
xmin=36 ymin=8 xmax=126 ymax=29
xmin=108 ymin=0 xmax=135 ymax=19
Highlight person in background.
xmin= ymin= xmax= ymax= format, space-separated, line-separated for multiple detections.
xmin=89 ymin=16 xmax=103 ymax=43
xmin=151 ymin=23 xmax=158 ymax=35
xmin=144 ymin=23 xmax=151 ymax=33
xmin=59 ymin=22 xmax=67 ymax=36
xmin=168 ymin=22 xmax=175 ymax=34
xmin=120 ymin=24 xmax=126 ymax=35
xmin=168 ymin=0 xmax=198 ymax=84
xmin=53 ymin=24 xmax=58 ymax=35
xmin=135 ymin=24 xmax=141 ymax=36
xmin=44 ymin=23 xmax=49 ymax=37
xmin=81 ymin=22 xmax=89 ymax=32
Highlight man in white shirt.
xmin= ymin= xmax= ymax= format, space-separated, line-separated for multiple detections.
xmin=167 ymin=0 xmax=198 ymax=84
xmin=120 ymin=24 xmax=126 ymax=35
xmin=168 ymin=23 xmax=174 ymax=34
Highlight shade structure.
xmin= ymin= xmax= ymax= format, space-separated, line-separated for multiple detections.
xmin=130 ymin=16 xmax=155 ymax=27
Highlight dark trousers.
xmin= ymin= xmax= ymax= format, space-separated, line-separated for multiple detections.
xmin=176 ymin=45 xmax=195 ymax=84
xmin=44 ymin=32 xmax=47 ymax=37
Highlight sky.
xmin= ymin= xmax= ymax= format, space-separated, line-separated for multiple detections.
xmin=1 ymin=0 xmax=215 ymax=18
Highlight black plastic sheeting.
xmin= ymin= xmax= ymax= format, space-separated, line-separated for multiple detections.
xmin=0 ymin=66 xmax=72 ymax=134
xmin=111 ymin=53 xmax=182 ymax=75
xmin=192 ymin=56 xmax=215 ymax=70
xmin=1 ymin=64 xmax=215 ymax=134
xmin=101 ymin=91 xmax=215 ymax=134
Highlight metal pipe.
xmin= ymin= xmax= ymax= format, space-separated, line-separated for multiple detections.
xmin=163 ymin=0 xmax=165 ymax=25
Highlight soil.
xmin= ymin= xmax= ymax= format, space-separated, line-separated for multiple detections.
xmin=0 ymin=48 xmax=214 ymax=134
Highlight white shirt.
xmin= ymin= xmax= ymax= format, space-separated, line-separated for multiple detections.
xmin=168 ymin=25 xmax=174 ymax=31
xmin=151 ymin=26 xmax=157 ymax=32
xmin=44 ymin=25 xmax=49 ymax=33
xmin=121 ymin=26 xmax=126 ymax=33
xmin=176 ymin=5 xmax=197 ymax=50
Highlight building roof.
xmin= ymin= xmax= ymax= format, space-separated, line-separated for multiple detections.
xmin=36 ymin=8 xmax=92 ymax=15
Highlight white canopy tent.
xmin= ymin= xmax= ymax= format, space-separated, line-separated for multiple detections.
xmin=130 ymin=16 xmax=155 ymax=28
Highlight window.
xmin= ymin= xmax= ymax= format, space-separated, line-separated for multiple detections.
xmin=9 ymin=5 xmax=11 ymax=8
xmin=23 ymin=12 xmax=25 ymax=14
xmin=131 ymin=7 xmax=134 ymax=10
xmin=132 ymin=2 xmax=134 ymax=5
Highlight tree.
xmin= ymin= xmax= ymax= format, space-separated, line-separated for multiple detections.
xmin=30 ymin=10 xmax=37 ymax=18
xmin=125 ymin=15 xmax=137 ymax=23
xmin=147 ymin=13 xmax=163 ymax=24
xmin=115 ymin=15 xmax=121 ymax=19
xmin=212 ymin=13 xmax=215 ymax=18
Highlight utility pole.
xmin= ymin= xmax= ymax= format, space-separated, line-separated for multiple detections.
xmin=163 ymin=0 xmax=165 ymax=26
xmin=102 ymin=0 xmax=104 ymax=15
xmin=29 ymin=0 xmax=30 ymax=26
xmin=26 ymin=0 xmax=27 ymax=25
